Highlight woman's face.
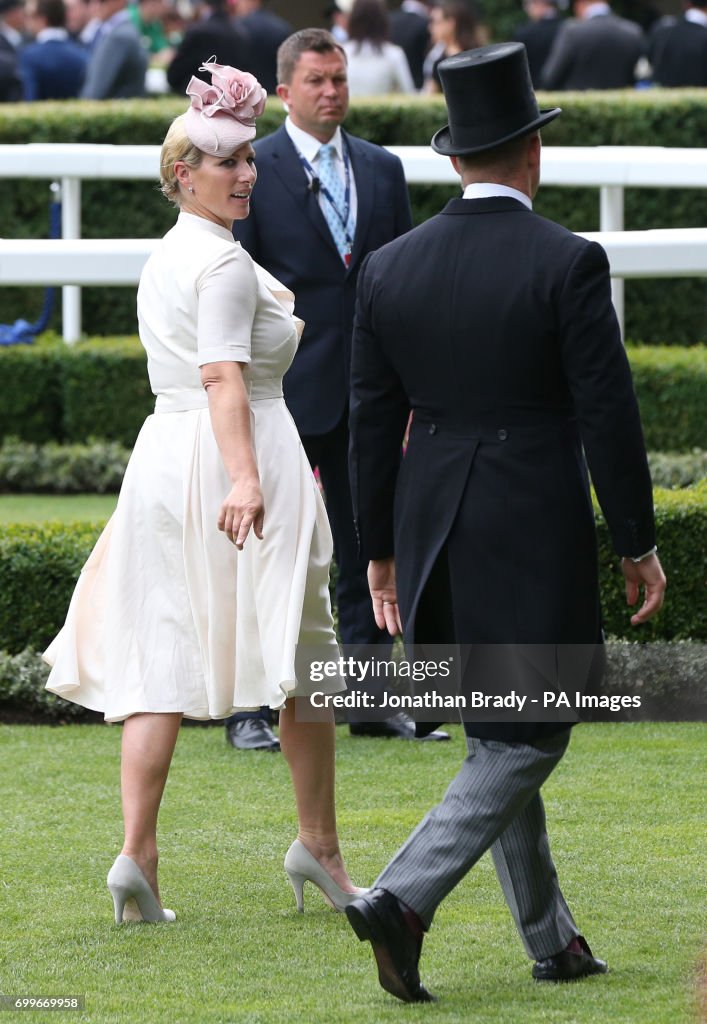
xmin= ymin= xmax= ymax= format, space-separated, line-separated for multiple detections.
xmin=177 ymin=143 xmax=257 ymax=229
xmin=429 ymin=8 xmax=455 ymax=46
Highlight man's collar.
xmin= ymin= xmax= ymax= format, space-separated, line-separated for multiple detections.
xmin=401 ymin=0 xmax=430 ymax=15
xmin=36 ymin=27 xmax=69 ymax=42
xmin=685 ymin=7 xmax=707 ymax=26
xmin=584 ymin=2 xmax=611 ymax=17
xmin=0 ymin=22 xmax=22 ymax=46
xmin=462 ymin=182 xmax=532 ymax=210
xmin=285 ymin=117 xmax=344 ymax=163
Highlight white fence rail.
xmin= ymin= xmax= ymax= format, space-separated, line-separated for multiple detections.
xmin=1 ymin=144 xmax=706 ymax=341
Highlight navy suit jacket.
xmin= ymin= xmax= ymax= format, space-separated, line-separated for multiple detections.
xmin=649 ymin=16 xmax=707 ymax=86
xmin=20 ymin=37 xmax=88 ymax=100
xmin=234 ymin=124 xmax=412 ymax=437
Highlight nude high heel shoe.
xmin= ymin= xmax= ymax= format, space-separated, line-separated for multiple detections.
xmin=107 ymin=854 xmax=176 ymax=924
xmin=284 ymin=839 xmax=367 ymax=913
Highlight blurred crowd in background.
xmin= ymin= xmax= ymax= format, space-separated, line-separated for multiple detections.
xmin=0 ymin=0 xmax=705 ymax=103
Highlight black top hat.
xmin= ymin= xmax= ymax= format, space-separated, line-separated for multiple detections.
xmin=431 ymin=42 xmax=561 ymax=157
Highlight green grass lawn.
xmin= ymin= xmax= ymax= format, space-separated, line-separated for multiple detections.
xmin=0 ymin=495 xmax=116 ymax=524
xmin=0 ymin=722 xmax=703 ymax=1024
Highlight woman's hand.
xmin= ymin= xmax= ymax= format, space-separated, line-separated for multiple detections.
xmin=218 ymin=476 xmax=264 ymax=549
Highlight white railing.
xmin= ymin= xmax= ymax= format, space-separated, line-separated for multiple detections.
xmin=0 ymin=144 xmax=706 ymax=341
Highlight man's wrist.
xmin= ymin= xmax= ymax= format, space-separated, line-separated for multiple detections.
xmin=624 ymin=545 xmax=658 ymax=564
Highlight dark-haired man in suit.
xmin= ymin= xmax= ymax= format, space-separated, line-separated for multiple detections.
xmin=21 ymin=0 xmax=89 ymax=100
xmin=234 ymin=0 xmax=292 ymax=94
xmin=227 ymin=28 xmax=450 ymax=750
xmin=390 ymin=0 xmax=431 ymax=89
xmin=345 ymin=42 xmax=665 ymax=1003
xmin=541 ymin=0 xmax=645 ymax=88
xmin=166 ymin=0 xmax=249 ymax=95
xmin=513 ymin=0 xmax=565 ymax=87
xmin=648 ymin=0 xmax=707 ymax=86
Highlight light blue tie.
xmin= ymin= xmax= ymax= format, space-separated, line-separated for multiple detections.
xmin=317 ymin=144 xmax=351 ymax=263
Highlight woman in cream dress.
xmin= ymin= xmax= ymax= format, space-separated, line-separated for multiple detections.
xmin=44 ymin=62 xmax=361 ymax=923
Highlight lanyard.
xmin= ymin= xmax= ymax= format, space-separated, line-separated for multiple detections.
xmin=297 ymin=141 xmax=354 ymax=264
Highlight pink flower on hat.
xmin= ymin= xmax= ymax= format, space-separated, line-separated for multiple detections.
xmin=184 ymin=58 xmax=267 ymax=156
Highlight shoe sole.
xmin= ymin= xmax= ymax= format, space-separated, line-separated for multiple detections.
xmin=346 ymin=904 xmax=434 ymax=1004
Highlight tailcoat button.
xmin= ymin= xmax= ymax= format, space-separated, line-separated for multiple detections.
xmin=428 ymin=424 xmax=437 ymax=435
xmin=497 ymin=428 xmax=508 ymax=441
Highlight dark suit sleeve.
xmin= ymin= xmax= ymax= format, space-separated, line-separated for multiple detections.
xmin=391 ymin=155 xmax=413 ymax=237
xmin=18 ymin=51 xmax=38 ymax=101
xmin=349 ymin=252 xmax=411 ymax=561
xmin=558 ymin=240 xmax=655 ymax=556
xmin=540 ymin=22 xmax=574 ymax=89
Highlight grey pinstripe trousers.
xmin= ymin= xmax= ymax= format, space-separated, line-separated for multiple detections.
xmin=375 ymin=729 xmax=580 ymax=960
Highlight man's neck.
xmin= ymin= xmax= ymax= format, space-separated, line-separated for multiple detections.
xmin=288 ymin=116 xmax=338 ymax=146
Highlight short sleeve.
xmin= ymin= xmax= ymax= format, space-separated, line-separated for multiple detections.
xmin=196 ymin=248 xmax=258 ymax=367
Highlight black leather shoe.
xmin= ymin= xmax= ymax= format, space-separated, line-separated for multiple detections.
xmin=533 ymin=936 xmax=608 ymax=982
xmin=346 ymin=888 xmax=435 ymax=1003
xmin=349 ymin=711 xmax=449 ymax=741
xmin=226 ymin=717 xmax=280 ymax=751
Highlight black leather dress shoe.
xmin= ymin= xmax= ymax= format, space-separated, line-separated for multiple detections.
xmin=349 ymin=711 xmax=449 ymax=741
xmin=226 ymin=717 xmax=280 ymax=751
xmin=346 ymin=888 xmax=436 ymax=1003
xmin=533 ymin=936 xmax=608 ymax=982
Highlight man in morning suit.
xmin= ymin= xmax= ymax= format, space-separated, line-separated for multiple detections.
xmin=345 ymin=43 xmax=666 ymax=1003
xmin=648 ymin=0 xmax=707 ymax=87
xmin=166 ymin=0 xmax=249 ymax=95
xmin=226 ymin=28 xmax=447 ymax=749
xmin=541 ymin=0 xmax=645 ymax=89
xmin=512 ymin=0 xmax=566 ymax=87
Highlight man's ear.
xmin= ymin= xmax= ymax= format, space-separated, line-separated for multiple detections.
xmin=450 ymin=155 xmax=462 ymax=177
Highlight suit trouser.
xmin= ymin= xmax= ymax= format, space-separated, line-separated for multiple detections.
xmin=375 ymin=729 xmax=580 ymax=960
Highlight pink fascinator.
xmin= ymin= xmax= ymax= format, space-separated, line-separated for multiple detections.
xmin=184 ymin=58 xmax=267 ymax=157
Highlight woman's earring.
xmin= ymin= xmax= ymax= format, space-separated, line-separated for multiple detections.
xmin=188 ymin=185 xmax=194 ymax=193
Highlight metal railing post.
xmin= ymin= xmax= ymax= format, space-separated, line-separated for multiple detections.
xmin=600 ymin=184 xmax=625 ymax=337
xmin=61 ymin=175 xmax=81 ymax=343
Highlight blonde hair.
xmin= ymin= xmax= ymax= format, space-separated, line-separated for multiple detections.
xmin=160 ymin=114 xmax=203 ymax=207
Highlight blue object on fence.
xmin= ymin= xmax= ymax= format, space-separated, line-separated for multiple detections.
xmin=0 ymin=185 xmax=62 ymax=346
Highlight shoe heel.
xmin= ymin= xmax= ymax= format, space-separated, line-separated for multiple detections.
xmin=108 ymin=883 xmax=128 ymax=924
xmin=286 ymin=869 xmax=306 ymax=912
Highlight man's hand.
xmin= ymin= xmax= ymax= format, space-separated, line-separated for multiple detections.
xmin=621 ymin=552 xmax=666 ymax=626
xmin=368 ymin=557 xmax=403 ymax=636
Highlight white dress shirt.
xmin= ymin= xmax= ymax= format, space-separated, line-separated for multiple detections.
xmin=285 ymin=116 xmax=359 ymax=229
xmin=462 ymin=182 xmax=533 ymax=210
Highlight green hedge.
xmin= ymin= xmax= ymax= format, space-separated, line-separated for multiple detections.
xmin=3 ymin=639 xmax=703 ymax=723
xmin=628 ymin=346 xmax=707 ymax=452
xmin=0 ymin=334 xmax=151 ymax=446
xmin=0 ymin=484 xmax=703 ymax=654
xmin=0 ymin=437 xmax=130 ymax=493
xmin=595 ymin=481 xmax=707 ymax=643
xmin=0 ymin=93 xmax=706 ymax=343
xmin=0 ymin=437 xmax=704 ymax=494
xmin=0 ymin=519 xmax=104 ymax=655
xmin=1 ymin=337 xmax=703 ymax=451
